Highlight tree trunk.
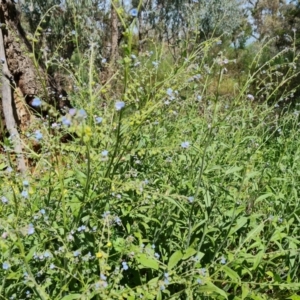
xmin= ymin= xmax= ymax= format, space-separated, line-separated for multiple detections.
xmin=0 ymin=0 xmax=67 ymax=172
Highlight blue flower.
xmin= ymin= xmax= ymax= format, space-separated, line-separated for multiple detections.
xmin=115 ymin=101 xmax=125 ymax=111
xmin=197 ymin=278 xmax=203 ymax=284
xmin=71 ymin=30 xmax=76 ymax=35
xmin=220 ymin=256 xmax=226 ymax=264
xmin=32 ymin=97 xmax=41 ymax=107
xmin=34 ymin=130 xmax=43 ymax=141
xmin=69 ymin=108 xmax=77 ymax=116
xmin=154 ymin=252 xmax=160 ymax=259
xmin=1 ymin=196 xmax=8 ymax=204
xmin=166 ymin=88 xmax=173 ymax=96
xmin=62 ymin=116 xmax=71 ymax=126
xmin=77 ymin=225 xmax=86 ymax=232
xmin=130 ymin=8 xmax=138 ymax=17
xmin=114 ymin=216 xmax=122 ymax=226
xmin=78 ymin=109 xmax=87 ymax=118
xmin=181 ymin=141 xmax=190 ymax=148
xmin=2 ymin=262 xmax=10 ymax=270
xmin=122 ymin=261 xmax=129 ymax=270
xmin=27 ymin=224 xmax=35 ymax=235
xmin=44 ymin=251 xmax=51 ymax=258
xmin=101 ymin=150 xmax=108 ymax=157
xmin=40 ymin=209 xmax=46 ymax=214
xmin=95 ymin=116 xmax=103 ymax=124
xmin=23 ymin=180 xmax=29 ymax=187
xmin=100 ymin=274 xmax=107 ymax=280
xmin=21 ymin=190 xmax=28 ymax=198
xmin=73 ymin=250 xmax=81 ymax=257
xmin=50 ymin=263 xmax=55 ymax=269
xmin=188 ymin=196 xmax=194 ymax=203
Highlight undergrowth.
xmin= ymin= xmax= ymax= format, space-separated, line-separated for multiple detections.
xmin=1 ymin=12 xmax=300 ymax=300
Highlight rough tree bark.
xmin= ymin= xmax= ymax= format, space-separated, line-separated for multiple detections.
xmin=0 ymin=0 xmax=68 ymax=172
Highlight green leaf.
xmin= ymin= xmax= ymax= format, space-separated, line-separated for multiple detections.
xmin=168 ymin=250 xmax=183 ymax=270
xmin=244 ymin=222 xmax=264 ymax=244
xmin=229 ymin=217 xmax=248 ymax=236
xmin=26 ymin=246 xmax=38 ymax=263
xmin=286 ymin=295 xmax=300 ymax=300
xmin=163 ymin=196 xmax=187 ymax=215
xmin=182 ymin=247 xmax=197 ymax=260
xmin=241 ymin=284 xmax=250 ymax=299
xmin=225 ymin=166 xmax=243 ymax=175
xmin=253 ymin=250 xmax=264 ymax=270
xmin=198 ymin=282 xmax=228 ymax=299
xmin=136 ymin=253 xmax=159 ymax=270
xmin=61 ymin=294 xmax=82 ymax=300
xmin=255 ymin=193 xmax=273 ymax=203
xmin=223 ymin=266 xmax=241 ymax=284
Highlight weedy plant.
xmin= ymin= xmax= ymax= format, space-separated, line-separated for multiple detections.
xmin=2 ymin=8 xmax=300 ymax=300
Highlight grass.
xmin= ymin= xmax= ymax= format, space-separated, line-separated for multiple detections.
xmin=1 ymin=34 xmax=300 ymax=300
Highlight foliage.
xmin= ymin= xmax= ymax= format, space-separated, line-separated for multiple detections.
xmin=2 ymin=1 xmax=300 ymax=300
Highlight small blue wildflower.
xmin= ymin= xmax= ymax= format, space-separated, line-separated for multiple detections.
xmin=23 ymin=180 xmax=29 ymax=187
xmin=181 ymin=141 xmax=190 ymax=149
xmin=160 ymin=284 xmax=165 ymax=291
xmin=152 ymin=61 xmax=159 ymax=68
xmin=131 ymin=54 xmax=137 ymax=60
xmin=101 ymin=150 xmax=108 ymax=157
xmin=101 ymin=58 xmax=107 ymax=64
xmin=6 ymin=167 xmax=13 ymax=173
xmin=197 ymin=278 xmax=203 ymax=284
xmin=220 ymin=256 xmax=226 ymax=264
xmin=122 ymin=261 xmax=129 ymax=270
xmin=71 ymin=30 xmax=76 ymax=35
xmin=34 ymin=130 xmax=43 ymax=141
xmin=40 ymin=209 xmax=46 ymax=214
xmin=199 ymin=268 xmax=207 ymax=276
xmin=21 ymin=190 xmax=28 ymax=198
xmin=50 ymin=263 xmax=55 ymax=270
xmin=95 ymin=116 xmax=103 ymax=124
xmin=73 ymin=250 xmax=80 ymax=257
xmin=1 ymin=196 xmax=8 ymax=204
xmin=188 ymin=196 xmax=194 ymax=203
xmin=100 ymin=274 xmax=107 ymax=280
xmin=166 ymin=88 xmax=173 ymax=96
xmin=27 ymin=224 xmax=35 ymax=235
xmin=154 ymin=252 xmax=160 ymax=259
xmin=77 ymin=225 xmax=86 ymax=232
xmin=130 ymin=8 xmax=138 ymax=17
xmin=69 ymin=108 xmax=77 ymax=116
xmin=196 ymin=95 xmax=202 ymax=101
xmin=115 ymin=101 xmax=125 ymax=111
xmin=62 ymin=116 xmax=71 ymax=126
xmin=102 ymin=211 xmax=110 ymax=218
xmin=2 ymin=262 xmax=10 ymax=270
xmin=114 ymin=216 xmax=122 ymax=226
xmin=194 ymin=74 xmax=201 ymax=80
xmin=78 ymin=108 xmax=87 ymax=118
xmin=44 ymin=251 xmax=51 ymax=258
xmin=151 ymin=244 xmax=155 ymax=249
xmin=32 ymin=97 xmax=41 ymax=107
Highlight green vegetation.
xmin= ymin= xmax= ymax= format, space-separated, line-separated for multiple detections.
xmin=1 ymin=1 xmax=300 ymax=299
